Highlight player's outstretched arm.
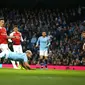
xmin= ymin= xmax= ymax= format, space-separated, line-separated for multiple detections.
xmin=23 ymin=62 xmax=32 ymax=70
xmin=23 ymin=62 xmax=36 ymax=70
xmin=36 ymin=37 xmax=40 ymax=47
xmin=7 ymin=36 xmax=16 ymax=39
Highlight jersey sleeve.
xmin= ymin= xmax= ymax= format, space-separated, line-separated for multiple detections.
xmin=36 ymin=37 xmax=40 ymax=46
xmin=23 ymin=55 xmax=28 ymax=62
xmin=10 ymin=32 xmax=14 ymax=36
xmin=20 ymin=33 xmax=24 ymax=42
xmin=8 ymin=32 xmax=13 ymax=42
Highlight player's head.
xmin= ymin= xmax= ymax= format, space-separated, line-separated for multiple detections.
xmin=26 ymin=50 xmax=32 ymax=58
xmin=42 ymin=31 xmax=46 ymax=37
xmin=0 ymin=17 xmax=5 ymax=27
xmin=13 ymin=25 xmax=18 ymax=32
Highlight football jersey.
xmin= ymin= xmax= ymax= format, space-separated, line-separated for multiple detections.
xmin=0 ymin=27 xmax=8 ymax=44
xmin=10 ymin=32 xmax=23 ymax=45
xmin=36 ymin=36 xmax=50 ymax=51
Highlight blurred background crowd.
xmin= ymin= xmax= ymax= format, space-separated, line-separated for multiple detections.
xmin=0 ymin=6 xmax=85 ymax=66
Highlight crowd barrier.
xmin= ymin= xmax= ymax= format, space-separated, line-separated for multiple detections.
xmin=0 ymin=64 xmax=85 ymax=70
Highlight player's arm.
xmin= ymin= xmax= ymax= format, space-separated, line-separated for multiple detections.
xmin=23 ymin=55 xmax=33 ymax=70
xmin=36 ymin=37 xmax=40 ymax=47
xmin=8 ymin=33 xmax=14 ymax=42
xmin=20 ymin=33 xmax=24 ymax=42
xmin=7 ymin=36 xmax=15 ymax=39
xmin=8 ymin=32 xmax=16 ymax=39
xmin=21 ymin=35 xmax=24 ymax=42
xmin=1 ymin=31 xmax=15 ymax=39
xmin=23 ymin=62 xmax=31 ymax=70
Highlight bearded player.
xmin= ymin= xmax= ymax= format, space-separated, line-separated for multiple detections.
xmin=36 ymin=32 xmax=50 ymax=69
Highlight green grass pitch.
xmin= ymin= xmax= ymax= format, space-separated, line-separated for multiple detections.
xmin=0 ymin=68 xmax=85 ymax=85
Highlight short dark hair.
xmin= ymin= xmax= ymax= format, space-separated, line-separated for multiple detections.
xmin=13 ymin=25 xmax=18 ymax=28
xmin=0 ymin=17 xmax=4 ymax=20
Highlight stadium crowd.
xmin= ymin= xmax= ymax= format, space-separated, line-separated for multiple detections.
xmin=0 ymin=7 xmax=85 ymax=66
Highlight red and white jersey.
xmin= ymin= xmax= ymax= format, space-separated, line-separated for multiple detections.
xmin=10 ymin=31 xmax=23 ymax=45
xmin=0 ymin=27 xmax=8 ymax=44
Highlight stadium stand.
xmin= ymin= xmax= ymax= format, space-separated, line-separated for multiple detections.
xmin=0 ymin=7 xmax=85 ymax=65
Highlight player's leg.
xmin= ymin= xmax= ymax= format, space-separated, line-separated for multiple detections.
xmin=0 ymin=44 xmax=9 ymax=51
xmin=0 ymin=51 xmax=7 ymax=64
xmin=17 ymin=45 xmax=23 ymax=66
xmin=0 ymin=50 xmax=9 ymax=65
xmin=19 ymin=61 xmax=26 ymax=70
xmin=19 ymin=45 xmax=23 ymax=53
xmin=39 ymin=50 xmax=44 ymax=67
xmin=0 ymin=45 xmax=2 ymax=63
xmin=0 ymin=44 xmax=10 ymax=59
xmin=16 ymin=45 xmax=23 ymax=69
xmin=11 ymin=45 xmax=18 ymax=69
xmin=15 ymin=45 xmax=20 ymax=67
xmin=44 ymin=50 xmax=48 ymax=68
xmin=11 ymin=61 xmax=18 ymax=69
xmin=0 ymin=51 xmax=6 ymax=58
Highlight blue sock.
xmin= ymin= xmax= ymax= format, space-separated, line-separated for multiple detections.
xmin=44 ymin=59 xmax=48 ymax=68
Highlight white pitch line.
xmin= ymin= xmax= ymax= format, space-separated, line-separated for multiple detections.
xmin=18 ymin=76 xmax=63 ymax=80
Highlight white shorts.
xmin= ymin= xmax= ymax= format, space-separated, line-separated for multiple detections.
xmin=40 ymin=50 xmax=48 ymax=56
xmin=13 ymin=45 xmax=23 ymax=53
xmin=0 ymin=44 xmax=9 ymax=51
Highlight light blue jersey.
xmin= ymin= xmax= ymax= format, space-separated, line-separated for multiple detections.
xmin=36 ymin=36 xmax=50 ymax=51
xmin=7 ymin=51 xmax=28 ymax=62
